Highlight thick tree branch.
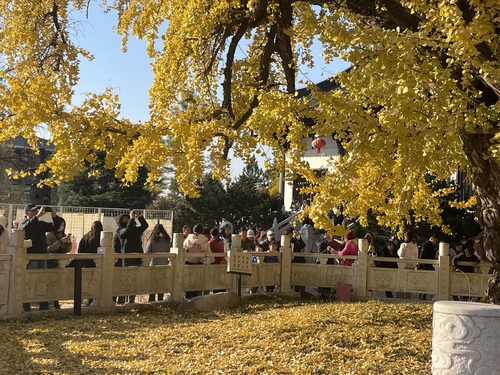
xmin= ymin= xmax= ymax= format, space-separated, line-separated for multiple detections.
xmin=231 ymin=24 xmax=277 ymax=131
xmin=276 ymin=1 xmax=296 ymax=94
xmin=221 ymin=20 xmax=250 ymax=119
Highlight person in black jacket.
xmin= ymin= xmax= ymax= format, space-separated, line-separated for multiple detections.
xmin=290 ymin=228 xmax=306 ymax=263
xmin=20 ymin=203 xmax=54 ymax=311
xmin=77 ymin=220 xmax=104 ymax=306
xmin=120 ymin=210 xmax=149 ymax=266
xmin=378 ymin=240 xmax=399 ymax=298
xmin=78 ymin=221 xmax=104 ymax=268
xmin=113 ymin=213 xmax=129 ymax=304
xmin=114 ymin=210 xmax=149 ymax=304
xmin=419 ymin=235 xmax=439 ymax=269
xmin=453 ymin=245 xmax=481 ymax=273
xmin=289 ymin=228 xmax=306 ymax=293
xmin=418 ymin=234 xmax=439 ymax=300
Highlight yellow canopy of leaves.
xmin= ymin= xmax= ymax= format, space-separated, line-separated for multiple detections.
xmin=1 ymin=0 xmax=499 ymax=233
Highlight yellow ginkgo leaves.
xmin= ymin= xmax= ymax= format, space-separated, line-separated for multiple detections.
xmin=0 ymin=297 xmax=433 ymax=374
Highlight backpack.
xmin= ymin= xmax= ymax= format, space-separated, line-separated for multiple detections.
xmin=186 ymin=241 xmax=202 ymax=264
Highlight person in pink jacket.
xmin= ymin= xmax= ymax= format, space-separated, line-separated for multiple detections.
xmin=337 ymin=231 xmax=359 ymax=266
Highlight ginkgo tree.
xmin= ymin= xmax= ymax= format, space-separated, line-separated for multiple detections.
xmin=1 ymin=1 xmax=499 ymax=301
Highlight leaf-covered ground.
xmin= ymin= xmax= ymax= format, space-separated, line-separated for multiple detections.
xmin=0 ymin=296 xmax=432 ymax=374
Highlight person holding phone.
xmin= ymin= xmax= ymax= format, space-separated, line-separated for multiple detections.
xmin=46 ymin=215 xmax=72 ymax=309
xmin=20 ymin=203 xmax=54 ymax=311
xmin=114 ymin=209 xmax=149 ymax=304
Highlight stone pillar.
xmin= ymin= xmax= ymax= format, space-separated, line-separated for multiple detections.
xmin=432 ymin=301 xmax=500 ymax=374
xmin=280 ymin=234 xmax=292 ymax=294
xmin=96 ymin=232 xmax=115 ymax=308
xmin=437 ymin=242 xmax=450 ymax=301
xmin=7 ymin=230 xmax=27 ymax=316
xmin=229 ymin=234 xmax=242 ymax=293
xmin=231 ymin=234 xmax=241 ymax=251
xmin=358 ymin=238 xmax=368 ymax=253
xmin=356 ymin=239 xmax=368 ymax=298
xmin=170 ymin=233 xmax=185 ymax=302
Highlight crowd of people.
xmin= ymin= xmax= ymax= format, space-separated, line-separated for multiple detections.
xmin=372 ymin=231 xmax=481 ymax=301
xmin=1 ymin=203 xmax=309 ymax=307
xmin=181 ymin=223 xmax=287 ymax=296
xmin=315 ymin=228 xmax=484 ymax=301
xmin=0 ymin=202 xmax=486 ymax=309
xmin=4 ymin=204 xmax=172 ymax=309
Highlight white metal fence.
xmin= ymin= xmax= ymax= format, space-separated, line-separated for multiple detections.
xmin=0 ymin=203 xmax=173 ymax=251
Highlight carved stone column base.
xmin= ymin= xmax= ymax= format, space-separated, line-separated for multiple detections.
xmin=432 ymin=301 xmax=500 ymax=374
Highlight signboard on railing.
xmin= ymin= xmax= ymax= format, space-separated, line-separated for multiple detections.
xmin=227 ymin=250 xmax=252 ymax=275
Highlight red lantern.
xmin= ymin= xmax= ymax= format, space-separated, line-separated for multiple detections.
xmin=311 ymin=137 xmax=327 ymax=155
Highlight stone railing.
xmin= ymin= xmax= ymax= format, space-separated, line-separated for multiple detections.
xmin=0 ymin=232 xmax=493 ymax=319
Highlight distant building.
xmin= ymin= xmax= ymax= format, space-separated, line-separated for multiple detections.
xmin=282 ymin=77 xmax=345 ymax=211
xmin=281 ymin=75 xmax=473 ymax=211
xmin=2 ymin=136 xmax=55 ymax=205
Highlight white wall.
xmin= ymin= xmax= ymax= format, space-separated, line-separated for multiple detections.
xmin=284 ymin=136 xmax=342 ymax=210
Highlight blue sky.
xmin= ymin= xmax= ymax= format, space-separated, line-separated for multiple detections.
xmin=74 ymin=8 xmax=153 ymax=123
xmin=74 ymin=8 xmax=349 ymax=122
xmin=73 ymin=7 xmax=350 ymax=174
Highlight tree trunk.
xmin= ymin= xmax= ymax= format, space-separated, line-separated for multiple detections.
xmin=460 ymin=131 xmax=500 ymax=303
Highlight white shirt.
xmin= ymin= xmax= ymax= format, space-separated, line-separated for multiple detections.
xmin=397 ymin=241 xmax=419 ymax=269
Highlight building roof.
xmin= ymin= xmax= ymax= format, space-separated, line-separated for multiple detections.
xmin=295 ymin=67 xmax=351 ymax=99
xmin=296 ymin=77 xmax=343 ymax=99
xmin=4 ymin=136 xmax=55 ymax=151
xmin=294 ymin=68 xmax=350 ymax=128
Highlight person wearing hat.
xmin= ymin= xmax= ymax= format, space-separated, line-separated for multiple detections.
xmin=20 ymin=203 xmax=55 ymax=311
xmin=240 ymin=227 xmax=255 ymax=252
xmin=337 ymin=231 xmax=359 ymax=266
xmin=259 ymin=229 xmax=276 ymax=251
xmin=0 ymin=215 xmax=10 ymax=255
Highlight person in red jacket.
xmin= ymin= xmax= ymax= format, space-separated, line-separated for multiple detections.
xmin=209 ymin=227 xmax=226 ymax=265
xmin=209 ymin=227 xmax=226 ymax=293
xmin=337 ymin=231 xmax=359 ymax=266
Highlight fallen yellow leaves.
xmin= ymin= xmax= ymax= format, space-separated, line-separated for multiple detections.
xmin=0 ymin=297 xmax=432 ymax=374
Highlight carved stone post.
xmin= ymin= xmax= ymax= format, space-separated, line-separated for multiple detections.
xmin=170 ymin=233 xmax=185 ymax=302
xmin=230 ymin=234 xmax=242 ymax=293
xmin=280 ymin=234 xmax=292 ymax=294
xmin=96 ymin=232 xmax=115 ymax=308
xmin=7 ymin=230 xmax=27 ymax=316
xmin=356 ymin=238 xmax=368 ymax=297
xmin=438 ymin=242 xmax=450 ymax=301
xmin=432 ymin=301 xmax=500 ymax=374
xmin=231 ymin=234 xmax=241 ymax=251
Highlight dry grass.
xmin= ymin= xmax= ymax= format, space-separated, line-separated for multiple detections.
xmin=0 ymin=296 xmax=432 ymax=374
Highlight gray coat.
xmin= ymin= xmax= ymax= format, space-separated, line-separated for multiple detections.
xmin=146 ymin=236 xmax=171 ymax=265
